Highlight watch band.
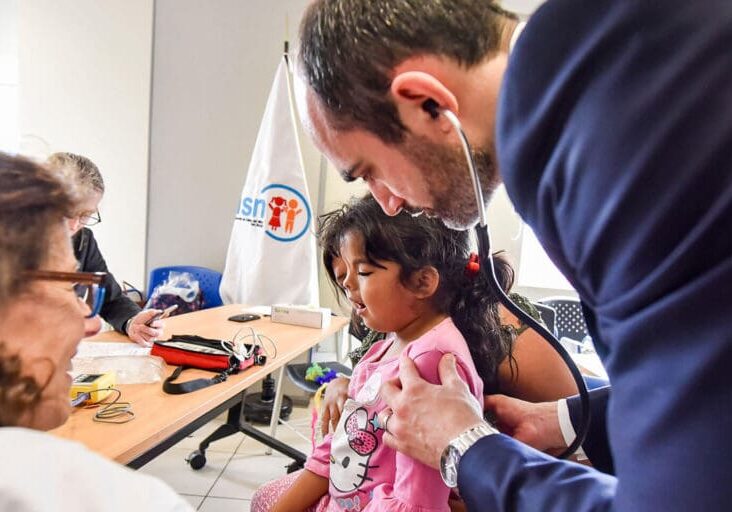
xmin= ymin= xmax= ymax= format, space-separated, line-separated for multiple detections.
xmin=452 ymin=422 xmax=497 ymax=456
xmin=440 ymin=421 xmax=497 ymax=488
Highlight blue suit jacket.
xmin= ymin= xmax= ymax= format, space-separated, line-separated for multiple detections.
xmin=458 ymin=0 xmax=732 ymax=510
xmin=568 ymin=386 xmax=613 ymax=475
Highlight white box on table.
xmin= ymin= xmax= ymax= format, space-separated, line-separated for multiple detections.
xmin=271 ymin=304 xmax=332 ymax=329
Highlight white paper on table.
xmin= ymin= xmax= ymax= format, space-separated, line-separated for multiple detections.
xmin=74 ymin=341 xmax=151 ymax=358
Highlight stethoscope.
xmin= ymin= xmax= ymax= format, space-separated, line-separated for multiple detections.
xmin=421 ymin=99 xmax=590 ymax=459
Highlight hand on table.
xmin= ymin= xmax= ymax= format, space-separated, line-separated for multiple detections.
xmin=126 ymin=309 xmax=164 ymax=346
xmin=321 ymin=376 xmax=350 ymax=436
xmin=483 ymin=394 xmax=566 ymax=455
xmin=380 ymin=353 xmax=484 ymax=469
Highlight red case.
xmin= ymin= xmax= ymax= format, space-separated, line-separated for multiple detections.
xmin=151 ymin=339 xmax=257 ymax=371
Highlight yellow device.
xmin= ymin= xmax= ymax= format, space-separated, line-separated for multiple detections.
xmin=69 ymin=372 xmax=116 ymax=405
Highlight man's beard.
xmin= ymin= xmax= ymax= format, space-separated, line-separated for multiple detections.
xmin=399 ymin=133 xmax=500 ymax=230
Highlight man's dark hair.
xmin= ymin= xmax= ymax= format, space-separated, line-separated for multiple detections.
xmin=299 ymin=0 xmax=516 ymax=142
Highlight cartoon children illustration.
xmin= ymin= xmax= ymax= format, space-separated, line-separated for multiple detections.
xmin=268 ymin=196 xmax=285 ymax=231
xmin=284 ymin=198 xmax=303 ymax=234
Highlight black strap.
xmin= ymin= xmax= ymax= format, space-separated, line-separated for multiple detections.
xmin=162 ymin=366 xmax=235 ymax=395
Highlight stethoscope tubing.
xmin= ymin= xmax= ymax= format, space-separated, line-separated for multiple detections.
xmin=442 ymin=108 xmax=590 ymax=459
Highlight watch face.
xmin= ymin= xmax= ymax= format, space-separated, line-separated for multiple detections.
xmin=440 ymin=444 xmax=460 ymax=488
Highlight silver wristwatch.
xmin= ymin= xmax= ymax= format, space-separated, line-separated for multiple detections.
xmin=439 ymin=421 xmax=497 ymax=488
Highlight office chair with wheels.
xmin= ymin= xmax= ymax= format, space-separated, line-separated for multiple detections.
xmin=538 ymin=297 xmax=608 ymax=386
xmin=537 ymin=297 xmax=588 ymax=342
xmin=147 ymin=265 xmax=223 ymax=310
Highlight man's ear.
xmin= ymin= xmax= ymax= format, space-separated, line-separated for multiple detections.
xmin=408 ymin=266 xmax=440 ymax=299
xmin=390 ymin=71 xmax=458 ymax=138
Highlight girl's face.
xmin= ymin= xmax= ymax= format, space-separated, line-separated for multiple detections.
xmin=337 ymin=230 xmax=420 ymax=334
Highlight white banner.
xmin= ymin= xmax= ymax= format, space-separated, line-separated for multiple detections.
xmin=220 ymin=57 xmax=319 ymax=307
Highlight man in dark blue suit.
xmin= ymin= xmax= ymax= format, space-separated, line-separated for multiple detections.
xmin=297 ymin=0 xmax=732 ymax=510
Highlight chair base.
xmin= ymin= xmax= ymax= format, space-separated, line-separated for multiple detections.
xmin=187 ymin=393 xmax=305 ymax=473
xmin=243 ymin=392 xmax=293 ymax=424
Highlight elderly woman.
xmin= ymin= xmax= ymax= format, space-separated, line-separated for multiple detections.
xmin=47 ymin=152 xmax=162 ymax=345
xmin=0 ymin=153 xmax=192 ymax=511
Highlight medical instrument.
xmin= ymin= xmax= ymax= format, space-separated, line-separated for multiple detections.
xmin=422 ymin=99 xmax=590 ymax=459
xmin=69 ymin=373 xmax=135 ymax=423
xmin=69 ymin=372 xmax=116 ymax=405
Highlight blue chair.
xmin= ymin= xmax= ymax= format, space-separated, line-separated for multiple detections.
xmin=147 ymin=265 xmax=223 ymax=310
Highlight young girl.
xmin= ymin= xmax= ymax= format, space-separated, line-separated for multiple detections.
xmin=252 ymin=195 xmax=517 ymax=512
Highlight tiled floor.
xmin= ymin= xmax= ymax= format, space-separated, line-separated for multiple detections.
xmin=140 ymin=404 xmax=314 ymax=511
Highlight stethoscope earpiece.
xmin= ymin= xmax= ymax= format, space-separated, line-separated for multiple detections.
xmin=421 ymin=99 xmax=441 ymax=119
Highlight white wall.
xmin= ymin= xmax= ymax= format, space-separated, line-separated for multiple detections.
xmin=18 ymin=0 xmax=153 ymax=287
xmin=146 ymin=0 xmax=321 ymax=286
xmin=13 ymin=0 xmax=552 ymax=302
xmin=502 ymin=0 xmax=545 ymax=17
xmin=0 ymin=0 xmax=18 ymax=153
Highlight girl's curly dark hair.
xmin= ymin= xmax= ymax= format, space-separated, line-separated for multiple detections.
xmin=318 ymin=195 xmax=515 ymax=393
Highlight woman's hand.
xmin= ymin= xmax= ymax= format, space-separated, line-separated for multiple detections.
xmin=320 ymin=376 xmax=350 ymax=436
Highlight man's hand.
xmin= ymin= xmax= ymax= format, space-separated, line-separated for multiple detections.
xmin=126 ymin=310 xmax=164 ymax=346
xmin=484 ymin=394 xmax=566 ymax=455
xmin=380 ymin=353 xmax=484 ymax=469
xmin=321 ymin=376 xmax=349 ymax=436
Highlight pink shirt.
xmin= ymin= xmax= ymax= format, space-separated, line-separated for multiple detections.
xmin=305 ymin=317 xmax=484 ymax=512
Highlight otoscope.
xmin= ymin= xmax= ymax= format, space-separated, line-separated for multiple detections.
xmin=422 ymin=99 xmax=590 ymax=459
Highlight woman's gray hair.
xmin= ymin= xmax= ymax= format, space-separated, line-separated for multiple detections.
xmin=47 ymin=152 xmax=105 ymax=195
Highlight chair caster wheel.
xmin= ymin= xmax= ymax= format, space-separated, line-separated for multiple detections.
xmin=186 ymin=450 xmax=206 ymax=470
xmin=286 ymin=460 xmax=304 ymax=474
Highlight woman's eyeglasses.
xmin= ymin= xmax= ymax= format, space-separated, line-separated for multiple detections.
xmin=79 ymin=210 xmax=102 ymax=227
xmin=25 ymin=270 xmax=107 ymax=318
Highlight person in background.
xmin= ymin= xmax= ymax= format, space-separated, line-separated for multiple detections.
xmin=0 ymin=152 xmax=193 ymax=511
xmin=47 ymin=152 xmax=162 ymax=346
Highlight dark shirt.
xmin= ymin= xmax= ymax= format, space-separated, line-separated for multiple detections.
xmin=73 ymin=228 xmax=141 ymax=333
xmin=458 ymin=0 xmax=732 ymax=510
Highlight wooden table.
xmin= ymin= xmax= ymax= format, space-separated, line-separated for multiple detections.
xmin=52 ymin=304 xmax=349 ymax=469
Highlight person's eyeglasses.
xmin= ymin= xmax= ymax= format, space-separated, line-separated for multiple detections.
xmin=25 ymin=270 xmax=107 ymax=318
xmin=79 ymin=210 xmax=102 ymax=227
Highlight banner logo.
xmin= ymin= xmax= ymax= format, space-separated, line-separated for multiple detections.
xmin=236 ymin=183 xmax=311 ymax=242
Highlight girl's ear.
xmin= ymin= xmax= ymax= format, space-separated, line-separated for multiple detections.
xmin=409 ymin=266 xmax=440 ymax=299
